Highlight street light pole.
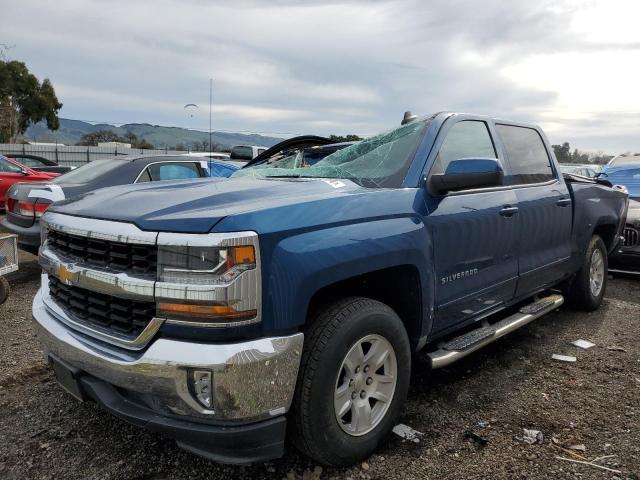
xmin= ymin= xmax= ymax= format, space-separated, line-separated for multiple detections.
xmin=209 ymin=78 xmax=213 ymax=155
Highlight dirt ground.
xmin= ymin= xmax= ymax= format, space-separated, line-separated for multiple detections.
xmin=0 ymin=251 xmax=638 ymax=480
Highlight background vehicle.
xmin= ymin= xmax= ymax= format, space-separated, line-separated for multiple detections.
xmin=240 ymin=135 xmax=354 ymax=172
xmin=180 ymin=152 xmax=246 ymax=176
xmin=230 ymin=144 xmax=267 ymax=160
xmin=32 ymin=113 xmax=626 ymax=466
xmin=608 ymin=152 xmax=640 ymax=166
xmin=559 ymin=163 xmax=601 ymax=178
xmin=598 ymin=164 xmax=640 ymax=274
xmin=0 ymin=155 xmax=59 ymax=210
xmin=1 ymin=153 xmax=73 ymax=174
xmin=0 ymin=233 xmax=18 ymax=305
xmin=181 ymin=152 xmax=231 ymax=160
xmin=0 ymin=155 xmax=220 ymax=254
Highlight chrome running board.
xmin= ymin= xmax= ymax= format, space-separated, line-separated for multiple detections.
xmin=427 ymin=294 xmax=564 ymax=369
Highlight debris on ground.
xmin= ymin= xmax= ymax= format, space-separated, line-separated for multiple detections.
xmin=519 ymin=429 xmax=544 ymax=445
xmin=552 ymin=354 xmax=577 ymax=362
xmin=555 ymin=454 xmax=621 ymax=474
xmin=607 ymin=345 xmax=627 ymax=352
xmin=464 ymin=430 xmax=488 ymax=447
xmin=551 ymin=436 xmax=589 ymax=460
xmin=392 ymin=423 xmax=423 ymax=443
xmin=571 ymin=339 xmax=595 ymax=349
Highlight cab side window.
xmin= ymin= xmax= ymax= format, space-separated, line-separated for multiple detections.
xmin=495 ymin=124 xmax=555 ymax=185
xmin=432 ymin=121 xmax=497 ymax=175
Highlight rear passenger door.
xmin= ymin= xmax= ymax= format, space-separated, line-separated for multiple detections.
xmin=426 ymin=119 xmax=520 ymax=331
xmin=136 ymin=162 xmax=204 ymax=183
xmin=495 ymin=124 xmax=572 ymax=295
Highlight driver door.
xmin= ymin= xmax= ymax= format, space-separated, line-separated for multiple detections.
xmin=425 ymin=119 xmax=520 ymax=332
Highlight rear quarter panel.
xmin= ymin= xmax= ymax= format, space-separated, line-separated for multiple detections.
xmin=568 ymin=181 xmax=628 ymax=268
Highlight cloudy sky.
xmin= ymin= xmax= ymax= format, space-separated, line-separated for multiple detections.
xmin=3 ymin=0 xmax=640 ymax=152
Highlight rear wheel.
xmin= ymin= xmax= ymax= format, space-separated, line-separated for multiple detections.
xmin=291 ymin=297 xmax=411 ymax=466
xmin=565 ymin=235 xmax=607 ymax=311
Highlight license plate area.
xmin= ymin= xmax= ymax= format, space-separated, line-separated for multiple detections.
xmin=50 ymin=355 xmax=85 ymax=402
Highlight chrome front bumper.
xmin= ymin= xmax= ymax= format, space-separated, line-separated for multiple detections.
xmin=33 ymin=287 xmax=303 ymax=422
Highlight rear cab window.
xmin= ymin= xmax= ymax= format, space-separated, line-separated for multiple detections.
xmin=495 ymin=124 xmax=555 ymax=185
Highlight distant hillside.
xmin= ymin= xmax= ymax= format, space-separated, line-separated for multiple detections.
xmin=24 ymin=118 xmax=283 ymax=149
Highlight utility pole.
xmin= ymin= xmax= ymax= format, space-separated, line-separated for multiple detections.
xmin=209 ymin=78 xmax=213 ymax=155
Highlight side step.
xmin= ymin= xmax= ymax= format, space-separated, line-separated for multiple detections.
xmin=427 ymin=294 xmax=564 ymax=369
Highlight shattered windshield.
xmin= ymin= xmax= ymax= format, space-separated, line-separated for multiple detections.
xmin=233 ymin=120 xmax=429 ymax=188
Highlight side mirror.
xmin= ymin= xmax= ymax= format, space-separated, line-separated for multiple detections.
xmin=429 ymin=158 xmax=503 ymax=194
xmin=20 ymin=169 xmax=30 ymax=175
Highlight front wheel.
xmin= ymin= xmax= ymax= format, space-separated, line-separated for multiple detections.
xmin=290 ymin=297 xmax=411 ymax=466
xmin=565 ymin=235 xmax=607 ymax=311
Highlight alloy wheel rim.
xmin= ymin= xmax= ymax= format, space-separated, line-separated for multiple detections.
xmin=334 ymin=334 xmax=397 ymax=436
xmin=589 ymin=248 xmax=605 ymax=297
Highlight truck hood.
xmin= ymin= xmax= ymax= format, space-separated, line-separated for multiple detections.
xmin=48 ymin=177 xmax=365 ymax=233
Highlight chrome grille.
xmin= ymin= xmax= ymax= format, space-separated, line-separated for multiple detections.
xmin=623 ymin=226 xmax=639 ymax=247
xmin=48 ymin=276 xmax=156 ymax=337
xmin=47 ymin=229 xmax=157 ymax=276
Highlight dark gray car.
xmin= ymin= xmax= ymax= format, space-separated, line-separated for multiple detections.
xmin=0 ymin=155 xmax=213 ymax=254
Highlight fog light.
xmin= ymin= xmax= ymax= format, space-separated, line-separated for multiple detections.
xmin=190 ymin=370 xmax=213 ymax=409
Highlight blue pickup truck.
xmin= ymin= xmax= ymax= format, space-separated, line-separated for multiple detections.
xmin=32 ymin=112 xmax=627 ymax=466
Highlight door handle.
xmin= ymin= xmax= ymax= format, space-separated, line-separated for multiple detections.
xmin=499 ymin=206 xmax=519 ymax=217
xmin=556 ymin=198 xmax=571 ymax=207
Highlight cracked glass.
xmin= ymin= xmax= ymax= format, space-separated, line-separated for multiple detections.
xmin=234 ymin=119 xmax=430 ymax=188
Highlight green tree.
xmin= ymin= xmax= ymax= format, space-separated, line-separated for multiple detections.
xmin=552 ymin=142 xmax=571 ymax=163
xmin=122 ymin=131 xmax=154 ymax=149
xmin=77 ymin=130 xmax=121 ymax=146
xmin=0 ymin=60 xmax=62 ymax=143
xmin=77 ymin=130 xmax=155 ymax=149
xmin=328 ymin=134 xmax=363 ymax=143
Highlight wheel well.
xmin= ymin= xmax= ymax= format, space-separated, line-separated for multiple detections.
xmin=307 ymin=265 xmax=422 ymax=349
xmin=593 ymin=223 xmax=618 ymax=252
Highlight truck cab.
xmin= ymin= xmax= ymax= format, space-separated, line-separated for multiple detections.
xmin=31 ymin=112 xmax=627 ymax=466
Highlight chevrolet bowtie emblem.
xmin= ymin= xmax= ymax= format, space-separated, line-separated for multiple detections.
xmin=56 ymin=264 xmax=78 ymax=285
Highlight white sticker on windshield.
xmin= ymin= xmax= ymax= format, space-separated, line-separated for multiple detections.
xmin=27 ymin=184 xmax=65 ymax=202
xmin=323 ymin=179 xmax=346 ymax=189
xmin=200 ymin=161 xmax=208 ymax=169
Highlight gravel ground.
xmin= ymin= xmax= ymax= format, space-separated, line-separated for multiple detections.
xmin=0 ymin=251 xmax=638 ymax=480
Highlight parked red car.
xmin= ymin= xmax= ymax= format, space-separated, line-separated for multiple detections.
xmin=0 ymin=155 xmax=59 ymax=210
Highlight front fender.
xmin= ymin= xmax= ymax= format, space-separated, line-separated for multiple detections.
xmin=263 ymin=216 xmax=433 ymax=338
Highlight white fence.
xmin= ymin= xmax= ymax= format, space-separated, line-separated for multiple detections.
xmin=0 ymin=144 xmax=184 ymax=167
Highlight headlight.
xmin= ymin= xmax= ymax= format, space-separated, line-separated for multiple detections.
xmin=156 ymin=233 xmax=261 ymax=326
xmin=158 ymin=245 xmax=255 ymax=284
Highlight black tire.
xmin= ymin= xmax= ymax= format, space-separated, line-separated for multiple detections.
xmin=0 ymin=277 xmax=10 ymax=305
xmin=290 ymin=297 xmax=411 ymax=467
xmin=564 ymin=235 xmax=607 ymax=311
